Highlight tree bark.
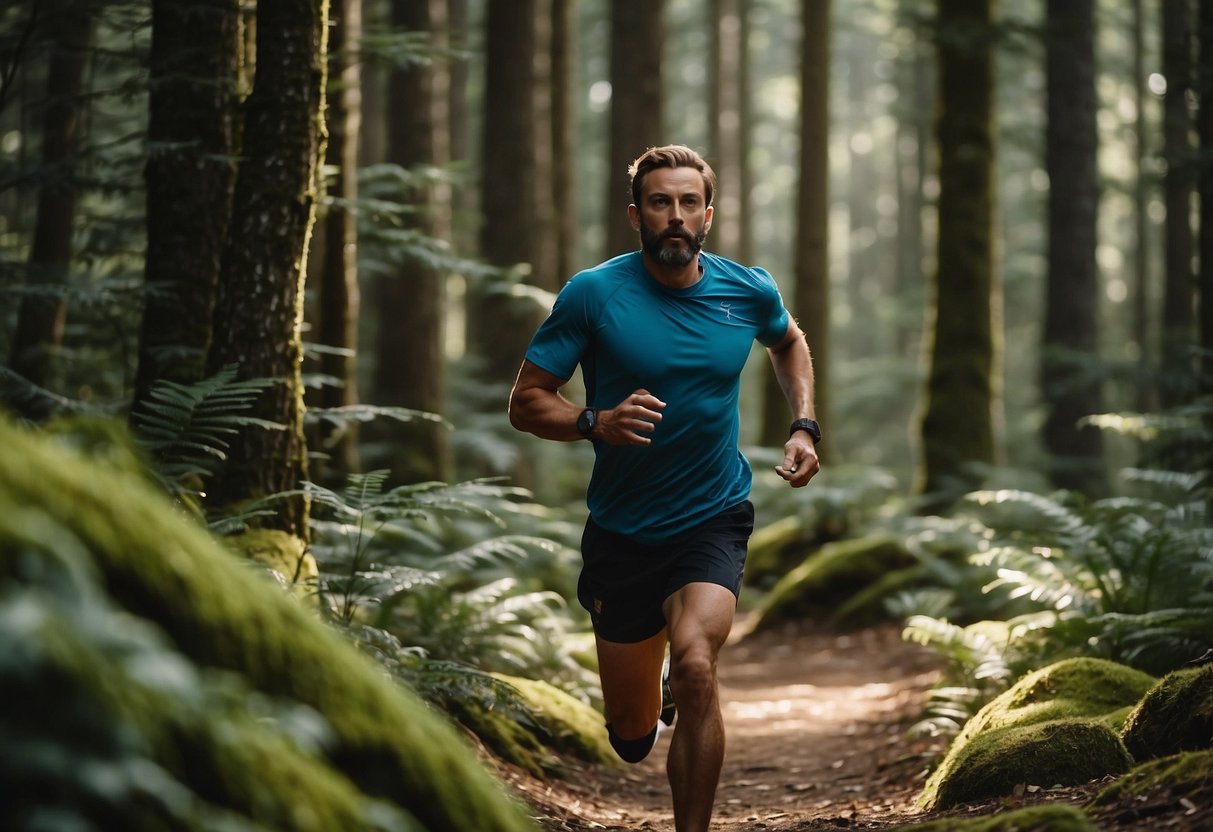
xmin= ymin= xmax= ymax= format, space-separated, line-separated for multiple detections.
xmin=1162 ymin=0 xmax=1195 ymax=399
xmin=468 ymin=0 xmax=552 ymax=386
xmin=132 ymin=0 xmax=240 ymax=412
xmin=307 ymin=0 xmax=362 ymax=481
xmin=915 ymin=0 xmax=999 ymax=506
xmin=764 ymin=0 xmax=830 ymax=449
xmin=1041 ymin=0 xmax=1104 ymax=493
xmin=1198 ymin=1 xmax=1213 ymax=377
xmin=551 ymin=0 xmax=577 ymax=284
xmin=709 ymin=0 xmax=744 ymax=262
xmin=605 ymin=0 xmax=664 ymax=258
xmin=374 ymin=0 xmax=451 ymax=484
xmin=206 ymin=0 xmax=329 ymax=536
xmin=8 ymin=0 xmax=90 ymax=393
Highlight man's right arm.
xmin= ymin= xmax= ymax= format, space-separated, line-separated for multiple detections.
xmin=508 ymin=360 xmax=585 ymax=442
xmin=508 ymin=360 xmax=666 ymax=445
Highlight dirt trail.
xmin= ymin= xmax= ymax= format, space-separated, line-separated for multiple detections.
xmin=517 ymin=622 xmax=948 ymax=831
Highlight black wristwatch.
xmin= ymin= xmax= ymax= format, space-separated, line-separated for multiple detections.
xmin=576 ymin=408 xmax=598 ymax=439
xmin=789 ymin=418 xmax=821 ymax=444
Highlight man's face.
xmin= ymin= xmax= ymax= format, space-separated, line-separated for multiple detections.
xmin=630 ymin=167 xmax=713 ymax=267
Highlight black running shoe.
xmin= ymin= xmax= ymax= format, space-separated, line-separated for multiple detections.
xmin=660 ymin=658 xmax=676 ymax=726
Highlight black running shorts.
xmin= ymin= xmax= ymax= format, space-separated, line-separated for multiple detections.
xmin=577 ymin=500 xmax=754 ymax=644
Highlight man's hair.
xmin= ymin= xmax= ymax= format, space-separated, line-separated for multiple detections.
xmin=628 ymin=144 xmax=716 ymax=209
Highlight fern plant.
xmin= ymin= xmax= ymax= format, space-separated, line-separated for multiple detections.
xmin=130 ymin=366 xmax=281 ymax=514
xmin=304 ymin=472 xmax=599 ymax=703
xmin=965 ymin=486 xmax=1212 ymax=675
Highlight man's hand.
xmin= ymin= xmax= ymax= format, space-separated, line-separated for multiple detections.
xmin=775 ymin=434 xmax=819 ymax=487
xmin=596 ymin=389 xmax=666 ymax=445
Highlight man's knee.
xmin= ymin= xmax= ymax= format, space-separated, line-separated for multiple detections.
xmin=669 ymin=651 xmax=716 ymax=708
xmin=607 ymin=722 xmax=659 ymax=764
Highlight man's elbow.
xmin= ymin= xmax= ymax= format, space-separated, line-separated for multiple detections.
xmin=507 ymin=389 xmax=532 ymax=434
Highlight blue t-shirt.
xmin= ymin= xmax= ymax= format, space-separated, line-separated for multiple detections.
xmin=524 ymin=251 xmax=790 ymax=543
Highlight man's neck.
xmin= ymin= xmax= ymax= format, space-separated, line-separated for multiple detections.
xmin=641 ymin=252 xmax=704 ymax=290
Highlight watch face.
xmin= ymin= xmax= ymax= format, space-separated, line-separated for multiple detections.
xmin=577 ymin=408 xmax=596 ymax=436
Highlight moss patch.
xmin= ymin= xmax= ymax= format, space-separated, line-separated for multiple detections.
xmin=744 ymin=515 xmax=810 ymax=588
xmin=1090 ymin=748 xmax=1213 ymax=807
xmin=497 ymin=675 xmax=616 ymax=767
xmin=919 ymin=658 xmax=1153 ymax=811
xmin=752 ymin=534 xmax=914 ymax=631
xmin=226 ymin=528 xmax=319 ymax=599
xmin=926 ymin=718 xmax=1132 ymax=811
xmin=0 ymin=419 xmax=537 ymax=832
xmin=891 ymin=803 xmax=1097 ymax=831
xmin=1121 ymin=663 xmax=1213 ymax=762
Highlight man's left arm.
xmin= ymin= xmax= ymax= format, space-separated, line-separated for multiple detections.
xmin=766 ymin=317 xmax=820 ymax=488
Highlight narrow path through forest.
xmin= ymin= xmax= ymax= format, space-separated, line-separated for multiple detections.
xmin=511 ymin=622 xmax=950 ymax=831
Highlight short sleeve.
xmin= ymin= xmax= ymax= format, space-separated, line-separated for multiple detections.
xmin=524 ymin=275 xmax=595 ymax=380
xmin=752 ymin=267 xmax=790 ymax=347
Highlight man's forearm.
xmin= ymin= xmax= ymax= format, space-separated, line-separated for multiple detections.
xmin=768 ymin=333 xmax=816 ymax=421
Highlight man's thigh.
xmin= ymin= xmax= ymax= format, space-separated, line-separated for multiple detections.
xmin=595 ymin=628 xmax=667 ymax=733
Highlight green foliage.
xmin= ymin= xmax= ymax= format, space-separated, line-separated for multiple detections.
xmin=963 ymin=486 xmax=1212 ymax=675
xmin=130 ymin=366 xmax=282 ymax=512
xmin=0 ymin=418 xmax=540 ymax=832
xmin=303 ymin=471 xmax=599 ymax=705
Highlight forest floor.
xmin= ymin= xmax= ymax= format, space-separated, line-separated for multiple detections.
xmin=498 ymin=619 xmax=1212 ymax=832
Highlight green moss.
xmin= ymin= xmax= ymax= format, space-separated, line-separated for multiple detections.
xmin=891 ymin=803 xmax=1097 ymax=831
xmin=919 ymin=658 xmax=1153 ymax=811
xmin=753 ymin=534 xmax=914 ymax=630
xmin=1090 ymin=748 xmax=1213 ymax=806
xmin=0 ymin=420 xmax=537 ymax=832
xmin=927 ymin=718 xmax=1132 ymax=810
xmin=1121 ymin=664 xmax=1213 ymax=762
xmin=226 ymin=528 xmax=319 ymax=597
xmin=496 ymin=675 xmax=617 ymax=766
xmin=744 ymin=515 xmax=809 ymax=587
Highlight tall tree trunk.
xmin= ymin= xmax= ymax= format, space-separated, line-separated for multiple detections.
xmin=1200 ymin=0 xmax=1213 ymax=378
xmin=375 ymin=0 xmax=451 ymax=484
xmin=468 ymin=0 xmax=550 ymax=385
xmin=8 ymin=0 xmax=90 ymax=393
xmin=1162 ymin=0 xmax=1196 ymax=401
xmin=763 ymin=0 xmax=831 ymax=449
xmin=709 ymin=0 xmax=743 ymax=261
xmin=307 ymin=0 xmax=362 ymax=481
xmin=893 ymin=0 xmax=931 ymax=356
xmin=1132 ymin=0 xmax=1156 ymax=410
xmin=1041 ymin=0 xmax=1104 ymax=493
xmin=551 ymin=0 xmax=577 ymax=283
xmin=132 ymin=0 xmax=240 ymax=412
xmin=915 ymin=0 xmax=998 ymax=507
xmin=206 ymin=0 xmax=329 ymax=537
xmin=605 ymin=0 xmax=664 ymax=258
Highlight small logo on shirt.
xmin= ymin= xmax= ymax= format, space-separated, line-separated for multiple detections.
xmin=720 ymin=302 xmax=733 ymax=320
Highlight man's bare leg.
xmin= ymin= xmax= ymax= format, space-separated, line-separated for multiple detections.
xmin=662 ymin=583 xmax=736 ymax=832
xmin=595 ymin=628 xmax=668 ymax=747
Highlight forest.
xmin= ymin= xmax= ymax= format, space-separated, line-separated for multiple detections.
xmin=1 ymin=0 xmax=1211 ymax=830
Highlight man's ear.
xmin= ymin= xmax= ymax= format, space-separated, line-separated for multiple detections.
xmin=704 ymin=204 xmax=714 ymax=231
xmin=627 ymin=203 xmax=640 ymax=230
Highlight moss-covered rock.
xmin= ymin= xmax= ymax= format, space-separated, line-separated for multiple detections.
xmin=498 ymin=675 xmax=616 ymax=765
xmin=926 ymin=718 xmax=1132 ymax=811
xmin=1089 ymin=748 xmax=1213 ymax=808
xmin=1121 ymin=663 xmax=1213 ymax=762
xmin=227 ymin=527 xmax=319 ymax=597
xmin=743 ymin=515 xmax=811 ymax=588
xmin=0 ymin=419 xmax=537 ymax=832
xmin=751 ymin=534 xmax=914 ymax=631
xmin=891 ymin=803 xmax=1097 ymax=831
xmin=919 ymin=658 xmax=1155 ymax=811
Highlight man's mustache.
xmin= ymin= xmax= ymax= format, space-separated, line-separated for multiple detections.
xmin=660 ymin=228 xmax=696 ymax=243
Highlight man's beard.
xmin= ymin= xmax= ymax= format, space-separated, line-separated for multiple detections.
xmin=640 ymin=223 xmax=707 ymax=267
